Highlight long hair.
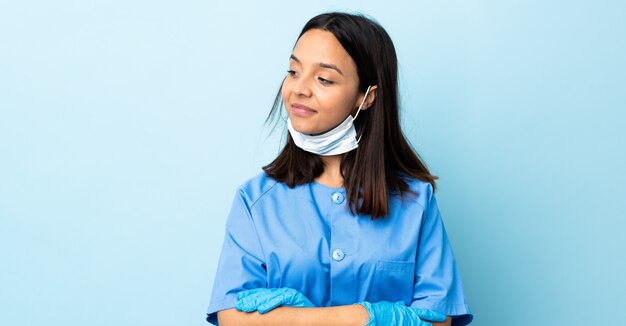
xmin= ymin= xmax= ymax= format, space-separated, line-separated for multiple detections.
xmin=263 ymin=12 xmax=438 ymax=219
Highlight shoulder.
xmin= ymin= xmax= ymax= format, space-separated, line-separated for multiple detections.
xmin=397 ymin=175 xmax=436 ymax=209
xmin=234 ymin=171 xmax=281 ymax=209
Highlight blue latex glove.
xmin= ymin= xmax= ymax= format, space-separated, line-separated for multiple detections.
xmin=357 ymin=301 xmax=447 ymax=326
xmin=235 ymin=287 xmax=315 ymax=314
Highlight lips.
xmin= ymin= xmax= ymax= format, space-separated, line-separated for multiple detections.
xmin=291 ymin=103 xmax=316 ymax=117
xmin=292 ymin=103 xmax=315 ymax=112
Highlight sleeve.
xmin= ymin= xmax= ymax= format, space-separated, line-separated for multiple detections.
xmin=410 ymin=189 xmax=474 ymax=325
xmin=205 ymin=189 xmax=267 ymax=325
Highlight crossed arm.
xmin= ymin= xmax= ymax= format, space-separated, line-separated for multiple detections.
xmin=217 ymin=305 xmax=452 ymax=326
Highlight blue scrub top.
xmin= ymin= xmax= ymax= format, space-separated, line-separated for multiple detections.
xmin=206 ymin=172 xmax=473 ymax=325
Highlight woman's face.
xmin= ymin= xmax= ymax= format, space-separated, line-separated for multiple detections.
xmin=282 ymin=29 xmax=369 ymax=135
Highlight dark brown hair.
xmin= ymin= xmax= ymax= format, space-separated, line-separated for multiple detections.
xmin=263 ymin=12 xmax=438 ymax=219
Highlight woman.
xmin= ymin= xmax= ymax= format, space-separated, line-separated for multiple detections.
xmin=206 ymin=12 xmax=473 ymax=326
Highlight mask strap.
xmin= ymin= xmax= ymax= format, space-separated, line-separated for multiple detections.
xmin=353 ymin=85 xmax=372 ymax=121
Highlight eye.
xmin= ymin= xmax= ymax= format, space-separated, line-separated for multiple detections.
xmin=286 ymin=69 xmax=297 ymax=76
xmin=318 ymin=77 xmax=334 ymax=85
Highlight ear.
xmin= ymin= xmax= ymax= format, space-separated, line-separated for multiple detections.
xmin=355 ymin=85 xmax=378 ymax=111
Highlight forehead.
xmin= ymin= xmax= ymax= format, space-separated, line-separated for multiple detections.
xmin=292 ymin=29 xmax=356 ymax=74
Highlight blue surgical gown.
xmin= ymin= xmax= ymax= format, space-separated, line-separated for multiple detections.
xmin=206 ymin=172 xmax=473 ymax=325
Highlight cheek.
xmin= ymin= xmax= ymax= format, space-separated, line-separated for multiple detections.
xmin=319 ymin=92 xmax=354 ymax=117
xmin=281 ymin=78 xmax=293 ymax=99
xmin=280 ymin=82 xmax=289 ymax=108
xmin=283 ymin=82 xmax=296 ymax=107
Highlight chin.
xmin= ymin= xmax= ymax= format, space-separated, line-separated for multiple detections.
xmin=290 ymin=120 xmax=320 ymax=135
xmin=292 ymin=124 xmax=314 ymax=135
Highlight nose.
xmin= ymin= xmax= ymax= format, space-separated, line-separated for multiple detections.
xmin=292 ymin=75 xmax=313 ymax=97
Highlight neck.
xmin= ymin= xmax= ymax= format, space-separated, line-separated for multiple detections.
xmin=315 ymin=154 xmax=345 ymax=188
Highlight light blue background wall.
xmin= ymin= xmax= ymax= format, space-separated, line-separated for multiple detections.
xmin=1 ymin=1 xmax=624 ymax=325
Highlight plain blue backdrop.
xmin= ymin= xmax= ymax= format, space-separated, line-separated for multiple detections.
xmin=1 ymin=1 xmax=624 ymax=325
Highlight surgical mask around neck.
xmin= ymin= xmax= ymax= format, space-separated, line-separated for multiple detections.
xmin=287 ymin=85 xmax=373 ymax=156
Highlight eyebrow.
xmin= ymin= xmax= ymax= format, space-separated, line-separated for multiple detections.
xmin=290 ymin=54 xmax=344 ymax=76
